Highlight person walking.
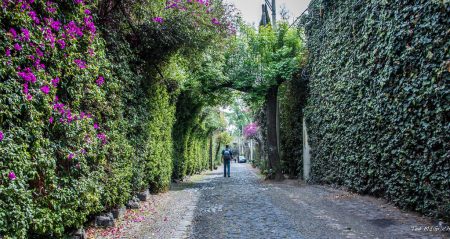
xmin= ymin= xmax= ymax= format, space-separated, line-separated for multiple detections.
xmin=222 ymin=145 xmax=233 ymax=177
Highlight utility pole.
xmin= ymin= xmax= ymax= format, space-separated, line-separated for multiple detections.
xmin=265 ymin=0 xmax=277 ymax=30
xmin=261 ymin=4 xmax=267 ymax=26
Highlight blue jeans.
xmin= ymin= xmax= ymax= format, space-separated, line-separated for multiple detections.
xmin=224 ymin=160 xmax=230 ymax=177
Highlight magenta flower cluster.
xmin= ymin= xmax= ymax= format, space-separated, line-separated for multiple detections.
xmin=161 ymin=0 xmax=223 ymax=27
xmin=52 ymin=98 xmax=93 ymax=124
xmin=74 ymin=59 xmax=87 ymax=69
xmin=244 ymin=122 xmax=259 ymax=138
xmin=9 ymin=171 xmax=16 ymax=180
xmin=1 ymin=0 xmax=109 ymax=173
xmin=152 ymin=17 xmax=164 ymax=23
xmin=96 ymin=76 xmax=104 ymax=86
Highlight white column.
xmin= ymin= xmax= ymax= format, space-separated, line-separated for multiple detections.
xmin=303 ymin=118 xmax=311 ymax=181
xmin=250 ymin=139 xmax=253 ymax=162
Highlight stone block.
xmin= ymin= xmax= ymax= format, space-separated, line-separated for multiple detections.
xmin=112 ymin=205 xmax=126 ymax=219
xmin=137 ymin=189 xmax=149 ymax=201
xmin=95 ymin=212 xmax=115 ymax=227
xmin=70 ymin=228 xmax=86 ymax=239
xmin=126 ymin=199 xmax=140 ymax=209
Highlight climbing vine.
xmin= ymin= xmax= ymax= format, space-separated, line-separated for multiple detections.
xmin=302 ymin=0 xmax=449 ymax=220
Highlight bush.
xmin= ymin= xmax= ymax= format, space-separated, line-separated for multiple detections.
xmin=302 ymin=0 xmax=449 ymax=221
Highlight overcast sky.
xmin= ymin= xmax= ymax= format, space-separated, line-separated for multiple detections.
xmin=225 ymin=0 xmax=311 ymax=26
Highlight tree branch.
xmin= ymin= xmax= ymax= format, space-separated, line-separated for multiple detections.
xmin=207 ymin=81 xmax=255 ymax=93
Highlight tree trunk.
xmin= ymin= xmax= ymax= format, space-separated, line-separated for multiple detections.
xmin=266 ymin=85 xmax=284 ymax=180
xmin=215 ymin=142 xmax=221 ymax=166
xmin=209 ymin=135 xmax=213 ymax=170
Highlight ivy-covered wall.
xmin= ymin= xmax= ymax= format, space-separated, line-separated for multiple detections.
xmin=279 ymin=77 xmax=307 ymax=178
xmin=302 ymin=0 xmax=449 ymax=220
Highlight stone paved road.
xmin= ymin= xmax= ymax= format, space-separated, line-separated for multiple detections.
xmin=187 ymin=163 xmax=448 ymax=239
xmin=92 ymin=162 xmax=449 ymax=239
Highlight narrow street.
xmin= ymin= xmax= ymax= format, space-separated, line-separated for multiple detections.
xmin=91 ymin=163 xmax=448 ymax=239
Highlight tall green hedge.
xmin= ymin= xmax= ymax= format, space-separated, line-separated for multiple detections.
xmin=302 ymin=0 xmax=449 ymax=220
xmin=145 ymin=83 xmax=176 ymax=192
xmin=172 ymin=90 xmax=213 ymax=179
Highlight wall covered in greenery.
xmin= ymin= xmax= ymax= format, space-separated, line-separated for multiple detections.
xmin=0 ymin=1 xmax=120 ymax=237
xmin=302 ymin=0 xmax=449 ymax=220
xmin=279 ymin=76 xmax=307 ymax=178
xmin=0 ymin=0 xmax=232 ymax=237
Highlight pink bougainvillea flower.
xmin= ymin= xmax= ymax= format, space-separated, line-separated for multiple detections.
xmin=9 ymin=171 xmax=16 ymax=180
xmin=49 ymin=116 xmax=54 ymax=123
xmin=34 ymin=58 xmax=45 ymax=70
xmin=14 ymin=43 xmax=22 ymax=51
xmin=65 ymin=21 xmax=83 ymax=38
xmin=93 ymin=122 xmax=99 ymax=129
xmin=74 ymin=0 xmax=83 ymax=4
xmin=244 ymin=122 xmax=259 ymax=138
xmin=21 ymin=28 xmax=30 ymax=41
xmin=40 ymin=85 xmax=50 ymax=94
xmin=152 ymin=17 xmax=164 ymax=23
xmin=68 ymin=153 xmax=74 ymax=160
xmin=84 ymin=9 xmax=91 ymax=15
xmin=46 ymin=2 xmax=56 ymax=13
xmin=43 ymin=28 xmax=56 ymax=47
xmin=165 ymin=3 xmax=177 ymax=9
xmin=9 ymin=28 xmax=17 ymax=38
xmin=88 ymin=48 xmax=95 ymax=56
xmin=51 ymin=77 xmax=60 ymax=87
xmin=211 ymin=18 xmax=220 ymax=25
xmin=50 ymin=19 xmax=61 ymax=31
xmin=5 ymin=47 xmax=11 ymax=57
xmin=28 ymin=11 xmax=40 ymax=24
xmin=47 ymin=7 xmax=56 ymax=13
xmin=84 ymin=17 xmax=96 ymax=35
xmin=36 ymin=48 xmax=44 ymax=57
xmin=23 ymin=83 xmax=29 ymax=94
xmin=96 ymin=76 xmax=104 ymax=86
xmin=18 ymin=68 xmax=37 ymax=83
xmin=74 ymin=59 xmax=86 ymax=69
xmin=97 ymin=133 xmax=107 ymax=144
xmin=57 ymin=39 xmax=65 ymax=49
xmin=0 ymin=131 xmax=4 ymax=141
